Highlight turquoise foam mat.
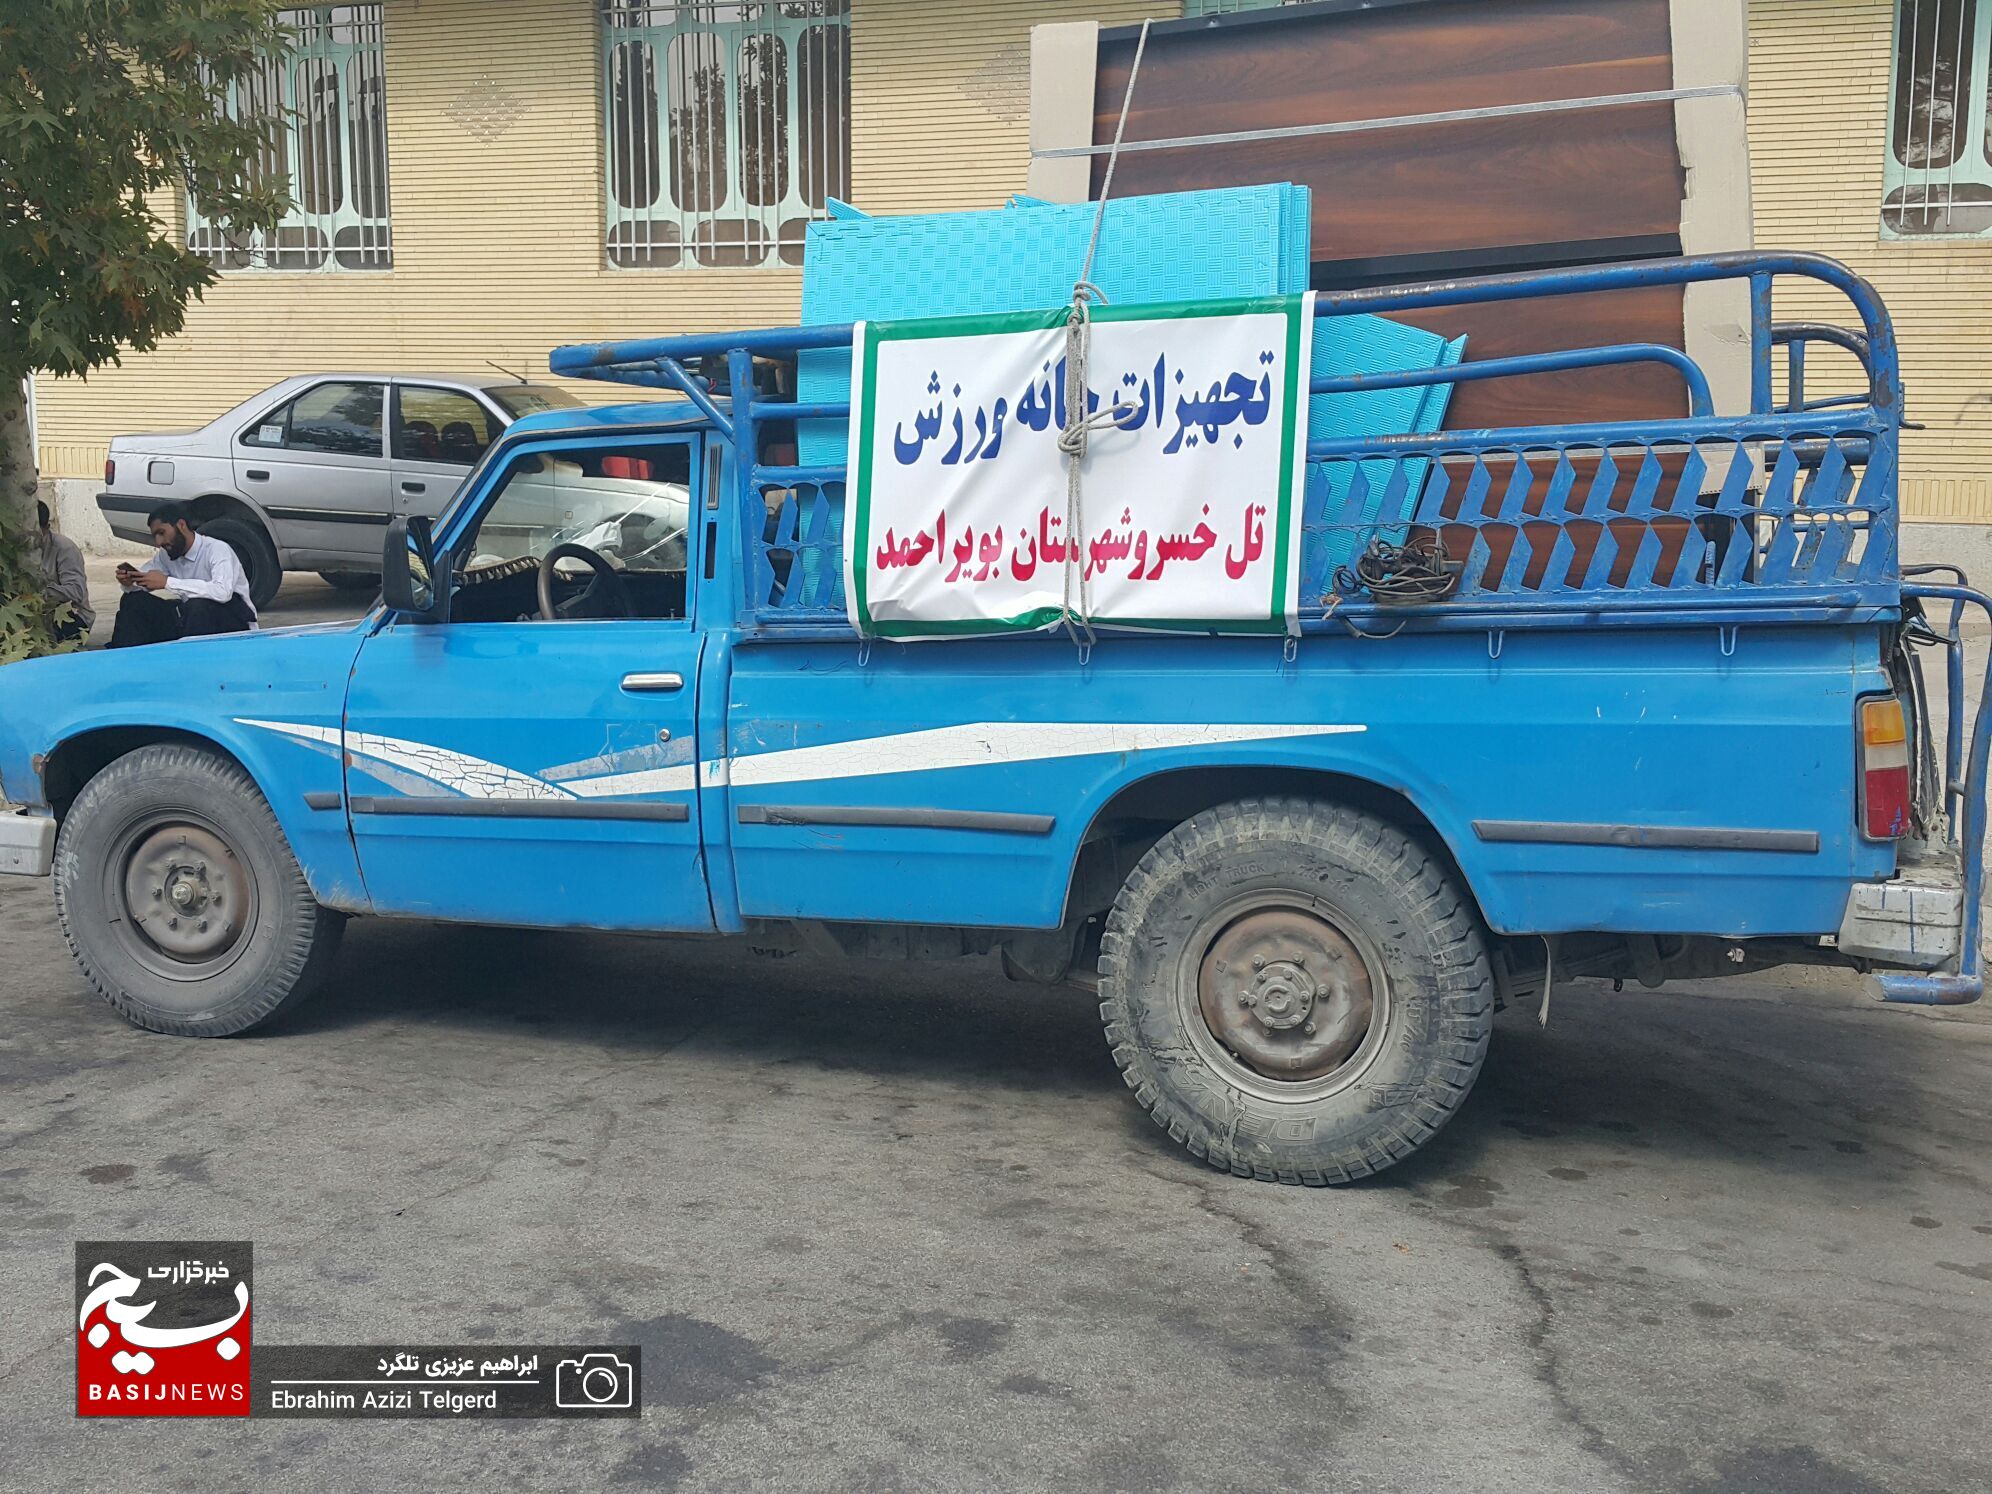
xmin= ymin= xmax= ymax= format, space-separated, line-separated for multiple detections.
xmin=796 ymin=184 xmax=1309 ymax=465
xmin=1303 ymin=319 xmax=1468 ymax=600
xmin=789 ymin=185 xmax=1464 ymax=582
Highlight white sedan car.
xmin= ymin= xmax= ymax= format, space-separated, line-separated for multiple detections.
xmin=97 ymin=373 xmax=584 ymax=607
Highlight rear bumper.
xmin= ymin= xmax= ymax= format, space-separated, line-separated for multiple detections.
xmin=0 ymin=811 xmax=55 ymax=877
xmin=1837 ymin=852 xmax=1982 ymax=1004
xmin=97 ymin=492 xmax=154 ymax=543
xmin=1837 ymin=859 xmax=1963 ymax=971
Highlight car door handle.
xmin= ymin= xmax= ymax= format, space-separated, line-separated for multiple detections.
xmin=621 ymin=672 xmax=684 ymax=692
xmin=400 ymin=480 xmax=425 ymax=495
xmin=244 ymin=469 xmax=269 ymax=481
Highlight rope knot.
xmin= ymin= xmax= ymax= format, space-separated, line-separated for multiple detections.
xmin=1053 ymin=17 xmax=1149 ymax=660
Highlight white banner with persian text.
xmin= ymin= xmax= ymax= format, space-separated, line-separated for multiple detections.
xmin=844 ymin=295 xmax=1313 ymax=639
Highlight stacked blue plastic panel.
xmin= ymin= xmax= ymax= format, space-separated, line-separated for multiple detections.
xmin=795 ymin=184 xmax=1313 ymax=464
xmin=790 ymin=183 xmax=1462 ymax=605
xmin=1305 ymin=318 xmax=1467 ymax=598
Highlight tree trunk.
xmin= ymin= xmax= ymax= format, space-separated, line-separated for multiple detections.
xmin=0 ymin=379 xmax=39 ymax=535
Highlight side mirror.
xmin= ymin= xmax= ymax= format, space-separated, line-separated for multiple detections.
xmin=381 ymin=515 xmax=449 ymax=622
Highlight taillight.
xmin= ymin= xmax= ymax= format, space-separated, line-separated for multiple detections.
xmin=104 ymin=457 xmax=115 ymax=486
xmin=1859 ymin=695 xmax=1911 ymax=840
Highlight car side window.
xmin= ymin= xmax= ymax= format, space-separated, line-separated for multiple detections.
xmin=249 ymin=381 xmax=384 ymax=457
xmin=397 ymin=387 xmax=497 ymax=466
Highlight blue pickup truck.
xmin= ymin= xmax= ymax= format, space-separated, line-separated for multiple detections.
xmin=1 ymin=252 xmax=1984 ymax=1186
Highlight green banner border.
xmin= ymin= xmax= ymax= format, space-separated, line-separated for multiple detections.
xmin=849 ymin=295 xmax=1307 ymax=640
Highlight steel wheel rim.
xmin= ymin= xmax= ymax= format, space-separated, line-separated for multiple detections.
xmin=1175 ymin=888 xmax=1393 ymax=1105
xmin=104 ymin=811 xmax=258 ymax=989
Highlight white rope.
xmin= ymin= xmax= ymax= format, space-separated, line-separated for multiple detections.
xmin=1057 ymin=17 xmax=1151 ymax=662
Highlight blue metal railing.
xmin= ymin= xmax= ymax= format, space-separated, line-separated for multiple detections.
xmin=549 ymin=250 xmax=1905 ymax=633
xmin=545 ymin=251 xmax=1992 ymax=997
xmin=1875 ymin=578 xmax=1992 ymax=1006
xmin=1774 ymin=322 xmax=1874 ymax=416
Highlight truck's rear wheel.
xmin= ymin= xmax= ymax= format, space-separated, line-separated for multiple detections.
xmin=53 ymin=744 xmax=344 ymax=1037
xmin=1099 ymin=798 xmax=1492 ymax=1185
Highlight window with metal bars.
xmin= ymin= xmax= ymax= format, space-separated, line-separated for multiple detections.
xmin=187 ymin=5 xmax=392 ymax=271
xmin=1885 ymin=0 xmax=1992 ymax=236
xmin=602 ymin=0 xmax=850 ymax=269
xmin=1181 ymin=1 xmax=1310 ymax=15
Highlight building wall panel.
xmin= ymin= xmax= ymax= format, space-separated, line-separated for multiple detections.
xmin=33 ymin=0 xmax=1140 ymax=478
xmin=1750 ymin=0 xmax=1992 ymax=521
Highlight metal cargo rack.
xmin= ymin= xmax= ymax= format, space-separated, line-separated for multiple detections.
xmin=548 ymin=249 xmax=1992 ymax=1006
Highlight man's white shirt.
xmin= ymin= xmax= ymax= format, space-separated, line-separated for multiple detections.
xmin=135 ymin=534 xmax=258 ymax=624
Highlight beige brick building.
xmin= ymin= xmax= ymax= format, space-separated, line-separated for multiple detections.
xmin=33 ymin=0 xmax=1150 ymax=498
xmin=1751 ymin=0 xmax=1992 ymax=525
xmin=32 ymin=0 xmax=1992 ymax=546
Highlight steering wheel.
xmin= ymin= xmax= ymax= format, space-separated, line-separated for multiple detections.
xmin=537 ymin=542 xmax=632 ymax=621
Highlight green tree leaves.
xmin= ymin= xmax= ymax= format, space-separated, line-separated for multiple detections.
xmin=0 ymin=0 xmax=295 ymax=654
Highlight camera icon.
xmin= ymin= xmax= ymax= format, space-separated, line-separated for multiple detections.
xmin=555 ymin=1353 xmax=634 ymax=1410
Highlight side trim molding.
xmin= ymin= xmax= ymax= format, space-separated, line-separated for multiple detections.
xmin=264 ymin=505 xmax=393 ymax=526
xmin=738 ymin=803 xmax=1056 ymax=835
xmin=302 ymin=791 xmax=342 ymax=811
xmin=350 ymin=796 xmax=689 ymax=823
xmin=1472 ymin=819 xmax=1819 ymax=853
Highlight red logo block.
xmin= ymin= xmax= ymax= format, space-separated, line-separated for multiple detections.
xmin=76 ymin=1242 xmax=252 ymax=1417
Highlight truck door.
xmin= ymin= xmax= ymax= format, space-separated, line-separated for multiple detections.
xmin=336 ymin=433 xmax=712 ymax=932
xmin=389 ymin=382 xmax=495 ymax=521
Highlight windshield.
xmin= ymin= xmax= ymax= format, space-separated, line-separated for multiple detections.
xmin=461 ymin=446 xmax=691 ymax=575
xmin=490 ymin=384 xmax=584 ymax=419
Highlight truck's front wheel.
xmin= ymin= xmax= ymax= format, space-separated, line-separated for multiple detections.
xmin=1099 ymin=798 xmax=1492 ymax=1185
xmin=53 ymin=744 xmax=344 ymax=1036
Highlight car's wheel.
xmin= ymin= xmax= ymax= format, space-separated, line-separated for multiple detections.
xmin=53 ymin=744 xmax=344 ymax=1037
xmin=317 ymin=570 xmax=380 ymax=593
xmin=1099 ymin=797 xmax=1493 ymax=1185
xmin=203 ymin=515 xmax=281 ymax=610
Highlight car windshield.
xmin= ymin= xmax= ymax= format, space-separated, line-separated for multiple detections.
xmin=490 ymin=384 xmax=584 ymax=419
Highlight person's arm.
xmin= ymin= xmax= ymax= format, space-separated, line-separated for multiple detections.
xmin=162 ymin=540 xmax=248 ymax=604
xmin=47 ymin=537 xmax=92 ymax=610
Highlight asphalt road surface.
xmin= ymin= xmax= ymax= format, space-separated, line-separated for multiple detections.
xmin=3 ymin=877 xmax=1990 ymax=1492
xmin=17 ymin=564 xmax=1991 ymax=1489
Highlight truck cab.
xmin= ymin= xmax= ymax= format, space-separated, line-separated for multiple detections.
xmin=1 ymin=251 xmax=1982 ymax=1187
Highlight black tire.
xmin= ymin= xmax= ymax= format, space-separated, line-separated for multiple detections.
xmin=203 ymin=515 xmax=281 ymax=610
xmin=53 ymin=744 xmax=344 ymax=1037
xmin=1099 ymin=797 xmax=1493 ymax=1185
xmin=317 ymin=570 xmax=380 ymax=593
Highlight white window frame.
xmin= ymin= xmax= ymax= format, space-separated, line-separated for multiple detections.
xmin=188 ymin=4 xmax=393 ymax=271
xmin=601 ymin=0 xmax=851 ymax=270
xmin=1884 ymin=0 xmax=1992 ymax=238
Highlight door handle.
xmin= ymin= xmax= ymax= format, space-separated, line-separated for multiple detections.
xmin=400 ymin=480 xmax=426 ymax=495
xmin=621 ymin=672 xmax=684 ymax=692
xmin=244 ymin=469 xmax=269 ymax=481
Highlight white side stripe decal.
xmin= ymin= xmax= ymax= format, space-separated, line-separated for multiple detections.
xmin=721 ymin=721 xmax=1365 ymax=791
xmin=241 ymin=719 xmax=1365 ymax=802
xmin=565 ymin=764 xmax=696 ymax=799
xmin=237 ymin=718 xmax=574 ymax=801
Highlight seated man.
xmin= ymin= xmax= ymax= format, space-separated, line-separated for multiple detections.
xmin=109 ymin=503 xmax=258 ymax=648
xmin=31 ymin=500 xmax=95 ymax=642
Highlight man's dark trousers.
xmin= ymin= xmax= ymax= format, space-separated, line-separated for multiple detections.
xmin=109 ymin=591 xmax=254 ymax=648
